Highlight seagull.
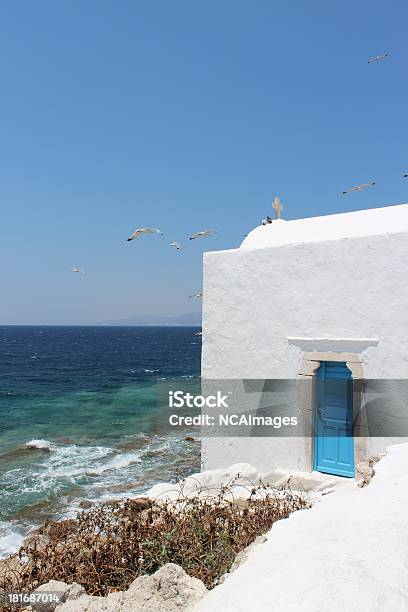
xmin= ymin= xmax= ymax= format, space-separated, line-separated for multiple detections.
xmin=127 ymin=228 xmax=163 ymax=241
xmin=342 ymin=182 xmax=376 ymax=195
xmin=195 ymin=331 xmax=203 ymax=336
xmin=368 ymin=53 xmax=388 ymax=63
xmin=403 ymin=173 xmax=408 ymax=178
xmin=72 ymin=267 xmax=86 ymax=274
xmin=170 ymin=241 xmax=181 ymax=250
xmin=189 ymin=230 xmax=214 ymax=240
xmin=262 ymin=215 xmax=273 ymax=226
xmin=188 ymin=293 xmax=203 ymax=299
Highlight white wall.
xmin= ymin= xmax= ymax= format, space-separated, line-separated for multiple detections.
xmin=201 ymin=232 xmax=408 ymax=473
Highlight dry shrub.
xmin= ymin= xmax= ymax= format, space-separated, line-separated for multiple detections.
xmin=0 ymin=483 xmax=307 ymax=599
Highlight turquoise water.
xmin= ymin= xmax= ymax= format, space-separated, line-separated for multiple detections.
xmin=0 ymin=326 xmax=202 ymax=557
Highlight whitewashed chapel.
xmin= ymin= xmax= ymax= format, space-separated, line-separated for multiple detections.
xmin=201 ymin=202 xmax=408 ymax=478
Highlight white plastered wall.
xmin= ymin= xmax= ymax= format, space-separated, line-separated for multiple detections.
xmin=201 ymin=231 xmax=408 ymax=474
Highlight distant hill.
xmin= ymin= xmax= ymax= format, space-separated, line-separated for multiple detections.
xmin=99 ymin=312 xmax=202 ymax=326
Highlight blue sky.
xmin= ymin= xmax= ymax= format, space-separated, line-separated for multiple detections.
xmin=0 ymin=0 xmax=407 ymax=324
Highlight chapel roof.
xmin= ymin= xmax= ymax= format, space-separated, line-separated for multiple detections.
xmin=240 ymin=203 xmax=408 ymax=250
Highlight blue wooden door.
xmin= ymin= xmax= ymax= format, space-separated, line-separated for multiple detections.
xmin=314 ymin=361 xmax=354 ymax=477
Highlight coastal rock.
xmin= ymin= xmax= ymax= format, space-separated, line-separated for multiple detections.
xmin=52 ymin=563 xmax=207 ymax=611
xmin=103 ymin=498 xmax=123 ymax=507
xmin=356 ymin=461 xmax=374 ymax=488
xmin=79 ymin=500 xmax=94 ymax=510
xmin=0 ymin=555 xmax=23 ymax=589
xmin=129 ymin=497 xmax=151 ymax=510
xmin=30 ymin=580 xmax=85 ymax=611
xmin=180 ymin=463 xmax=259 ymax=497
xmin=124 ymin=563 xmax=208 ymax=611
xmin=25 ymin=440 xmax=54 ymax=453
xmin=23 ymin=533 xmax=51 ymax=553
xmin=45 ymin=519 xmax=79 ymax=538
xmin=144 ymin=482 xmax=182 ymax=501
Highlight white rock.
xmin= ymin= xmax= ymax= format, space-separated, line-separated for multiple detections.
xmin=182 ymin=463 xmax=258 ymax=496
xmin=145 ymin=463 xmax=259 ymax=501
xmin=31 ymin=581 xmax=85 ymax=611
xmin=144 ymin=482 xmax=182 ymax=501
xmin=125 ymin=562 xmax=208 ymax=611
xmin=56 ymin=563 xmax=207 ymax=611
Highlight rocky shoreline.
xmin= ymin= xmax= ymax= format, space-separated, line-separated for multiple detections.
xmin=2 ymin=448 xmax=396 ymax=612
xmin=0 ymin=463 xmax=309 ymax=611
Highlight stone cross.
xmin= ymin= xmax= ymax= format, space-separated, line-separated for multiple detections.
xmin=272 ymin=196 xmax=283 ymax=219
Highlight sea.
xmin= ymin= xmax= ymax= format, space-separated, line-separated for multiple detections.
xmin=0 ymin=326 xmax=202 ymax=558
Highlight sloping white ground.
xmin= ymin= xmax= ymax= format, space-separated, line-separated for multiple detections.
xmin=194 ymin=443 xmax=408 ymax=612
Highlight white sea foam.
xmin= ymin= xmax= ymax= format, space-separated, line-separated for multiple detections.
xmin=42 ymin=444 xmax=114 ymax=480
xmin=107 ymin=452 xmax=142 ymax=469
xmin=87 ymin=452 xmax=142 ymax=475
xmin=0 ymin=521 xmax=24 ymax=559
xmin=25 ymin=439 xmax=56 ymax=451
xmin=1 ymin=432 xmax=198 ymax=559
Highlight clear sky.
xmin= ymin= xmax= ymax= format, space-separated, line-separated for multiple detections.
xmin=0 ymin=0 xmax=407 ymax=325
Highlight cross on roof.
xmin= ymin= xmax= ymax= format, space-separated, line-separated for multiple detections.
xmin=272 ymin=196 xmax=283 ymax=220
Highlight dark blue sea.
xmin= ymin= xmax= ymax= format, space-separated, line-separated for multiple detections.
xmin=0 ymin=326 xmax=201 ymax=557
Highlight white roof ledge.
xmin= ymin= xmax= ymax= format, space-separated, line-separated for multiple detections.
xmin=288 ymin=337 xmax=379 ymax=353
xmin=240 ymin=203 xmax=408 ymax=250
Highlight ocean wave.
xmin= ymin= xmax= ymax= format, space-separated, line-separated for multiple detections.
xmin=87 ymin=452 xmax=142 ymax=475
xmin=108 ymin=452 xmax=142 ymax=469
xmin=0 ymin=434 xmax=200 ymax=558
xmin=0 ymin=390 xmax=29 ymax=398
xmin=1 ymin=443 xmax=114 ymax=496
xmin=43 ymin=445 xmax=114 ymax=479
xmin=5 ymin=445 xmax=143 ymax=491
xmin=0 ymin=521 xmax=25 ymax=559
xmin=25 ymin=439 xmax=57 ymax=452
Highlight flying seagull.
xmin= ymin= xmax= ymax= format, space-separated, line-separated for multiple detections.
xmin=127 ymin=228 xmax=163 ymax=241
xmin=195 ymin=331 xmax=203 ymax=336
xmin=188 ymin=293 xmax=203 ymax=299
xmin=342 ymin=182 xmax=376 ymax=195
xmin=72 ymin=267 xmax=86 ymax=274
xmin=170 ymin=241 xmax=181 ymax=250
xmin=189 ymin=230 xmax=214 ymax=240
xmin=368 ymin=53 xmax=388 ymax=63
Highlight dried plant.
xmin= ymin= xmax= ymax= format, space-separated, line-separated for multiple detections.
xmin=0 ymin=482 xmax=307 ymax=607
